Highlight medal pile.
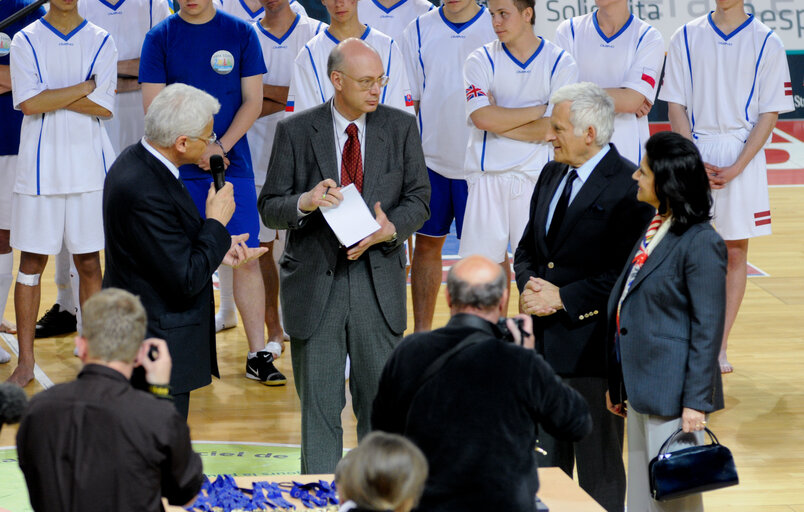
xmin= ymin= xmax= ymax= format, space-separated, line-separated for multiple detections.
xmin=186 ymin=474 xmax=340 ymax=512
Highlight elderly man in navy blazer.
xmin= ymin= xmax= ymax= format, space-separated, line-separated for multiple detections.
xmin=513 ymin=82 xmax=653 ymax=512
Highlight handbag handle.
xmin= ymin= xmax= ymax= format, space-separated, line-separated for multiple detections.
xmin=657 ymin=427 xmax=720 ymax=458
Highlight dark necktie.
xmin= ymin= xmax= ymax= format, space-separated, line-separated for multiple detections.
xmin=546 ymin=168 xmax=578 ymax=248
xmin=341 ymin=123 xmax=363 ymax=193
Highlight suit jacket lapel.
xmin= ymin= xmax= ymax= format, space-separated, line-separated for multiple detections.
xmin=551 ymin=147 xmax=617 ymax=250
xmin=627 ymin=227 xmax=680 ymax=293
xmin=310 ymin=101 xmax=339 ymax=184
xmin=362 ymin=109 xmax=387 ymax=201
xmin=136 ymin=143 xmax=200 ymax=221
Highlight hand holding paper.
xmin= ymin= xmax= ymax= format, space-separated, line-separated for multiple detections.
xmin=320 ymin=184 xmax=381 ymax=248
xmin=346 ymin=201 xmax=397 ymax=260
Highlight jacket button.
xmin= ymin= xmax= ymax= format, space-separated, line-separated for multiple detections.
xmin=620 ymin=327 xmax=628 ymax=335
xmin=547 ymin=262 xmax=555 ymax=269
xmin=594 ymin=310 xmax=599 ymax=315
xmin=326 ymin=270 xmax=333 ymax=276
xmin=579 ymin=315 xmax=584 ymax=320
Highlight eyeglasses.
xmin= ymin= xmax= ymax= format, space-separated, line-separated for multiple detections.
xmin=189 ymin=131 xmax=217 ymax=144
xmin=336 ymin=71 xmax=390 ymax=90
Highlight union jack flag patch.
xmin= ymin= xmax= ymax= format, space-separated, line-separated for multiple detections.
xmin=465 ymin=84 xmax=486 ymax=101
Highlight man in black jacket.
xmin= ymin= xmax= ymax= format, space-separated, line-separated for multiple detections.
xmin=102 ymin=83 xmax=264 ymax=417
xmin=17 ymin=289 xmax=203 ymax=512
xmin=372 ymin=255 xmax=591 ymax=512
xmin=513 ymin=82 xmax=654 ymax=512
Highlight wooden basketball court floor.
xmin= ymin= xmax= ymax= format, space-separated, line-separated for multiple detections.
xmin=3 ymin=128 xmax=804 ymax=509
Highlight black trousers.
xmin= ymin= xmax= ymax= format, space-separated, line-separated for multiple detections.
xmin=537 ymin=376 xmax=625 ymax=512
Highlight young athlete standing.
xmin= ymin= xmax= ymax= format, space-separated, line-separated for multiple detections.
xmin=402 ymin=0 xmax=495 ymax=331
xmin=8 ymin=0 xmax=117 ymax=386
xmin=660 ymin=0 xmax=794 ymax=374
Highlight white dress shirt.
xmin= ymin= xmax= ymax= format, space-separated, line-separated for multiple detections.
xmin=141 ymin=137 xmax=181 ymax=180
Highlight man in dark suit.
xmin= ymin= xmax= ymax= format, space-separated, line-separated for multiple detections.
xmin=259 ymin=38 xmax=430 ymax=474
xmin=513 ymin=82 xmax=653 ymax=512
xmin=103 ymin=83 xmax=264 ymax=418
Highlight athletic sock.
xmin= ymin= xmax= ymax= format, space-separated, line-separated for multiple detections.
xmin=217 ymin=265 xmax=235 ymax=316
xmin=0 ymin=252 xmax=13 ymax=320
xmin=54 ymin=246 xmax=76 ymax=314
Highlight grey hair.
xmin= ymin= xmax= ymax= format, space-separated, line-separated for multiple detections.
xmin=327 ymin=38 xmax=382 ymax=78
xmin=144 ymin=83 xmax=220 ymax=147
xmin=82 ymin=288 xmax=147 ymax=363
xmin=550 ymin=82 xmax=615 ymax=147
xmin=446 ymin=264 xmax=507 ymax=311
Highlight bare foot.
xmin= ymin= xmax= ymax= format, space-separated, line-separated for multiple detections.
xmin=6 ymin=365 xmax=35 ymax=387
xmin=0 ymin=318 xmax=16 ymax=335
xmin=719 ymin=353 xmax=734 ymax=374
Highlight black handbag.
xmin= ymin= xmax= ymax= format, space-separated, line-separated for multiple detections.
xmin=649 ymin=427 xmax=739 ymax=501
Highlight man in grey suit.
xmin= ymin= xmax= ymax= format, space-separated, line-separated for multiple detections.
xmin=258 ymin=38 xmax=430 ymax=474
xmin=513 ymin=82 xmax=654 ymax=512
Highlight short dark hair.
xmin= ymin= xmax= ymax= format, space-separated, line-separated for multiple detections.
xmin=511 ymin=0 xmax=535 ymax=25
xmin=645 ymin=131 xmax=712 ymax=234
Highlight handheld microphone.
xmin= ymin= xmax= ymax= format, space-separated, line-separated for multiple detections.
xmin=0 ymin=382 xmax=27 ymax=427
xmin=210 ymin=154 xmax=226 ymax=191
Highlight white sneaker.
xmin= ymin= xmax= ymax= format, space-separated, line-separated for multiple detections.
xmin=215 ymin=310 xmax=238 ymax=332
xmin=0 ymin=346 xmax=11 ymax=364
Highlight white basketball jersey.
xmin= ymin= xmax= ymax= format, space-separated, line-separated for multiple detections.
xmin=555 ymin=13 xmax=664 ymax=165
xmin=401 ymin=6 xmax=495 ymax=179
xmin=286 ymin=25 xmax=414 ymax=115
xmin=78 ymin=0 xmax=171 ymax=60
xmin=464 ymin=38 xmax=577 ymax=177
xmin=250 ymin=14 xmax=324 ymax=185
xmin=659 ymin=13 xmax=794 ymax=140
xmin=79 ymin=0 xmax=172 ymax=153
xmin=357 ymin=0 xmax=433 ymax=42
xmin=10 ymin=19 xmax=117 ymax=195
xmin=216 ymin=0 xmax=307 ymax=22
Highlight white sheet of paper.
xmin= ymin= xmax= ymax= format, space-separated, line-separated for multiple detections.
xmin=320 ymin=183 xmax=381 ymax=247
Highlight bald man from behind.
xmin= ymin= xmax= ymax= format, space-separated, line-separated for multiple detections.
xmin=372 ymin=255 xmax=592 ymax=511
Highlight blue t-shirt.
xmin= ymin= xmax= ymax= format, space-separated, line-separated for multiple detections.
xmin=0 ymin=0 xmax=46 ymax=156
xmin=139 ymin=10 xmax=266 ymax=179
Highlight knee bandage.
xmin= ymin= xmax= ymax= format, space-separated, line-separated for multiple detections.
xmin=16 ymin=272 xmax=41 ymax=286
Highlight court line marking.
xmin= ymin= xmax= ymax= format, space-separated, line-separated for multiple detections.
xmin=0 ymin=333 xmax=55 ymax=389
xmin=192 ymin=440 xmax=302 ymax=448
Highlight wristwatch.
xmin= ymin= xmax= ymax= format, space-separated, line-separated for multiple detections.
xmin=387 ymin=231 xmax=398 ymax=244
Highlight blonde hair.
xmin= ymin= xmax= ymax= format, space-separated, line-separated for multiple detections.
xmin=335 ymin=432 xmax=428 ymax=511
xmin=82 ymin=288 xmax=147 ymax=362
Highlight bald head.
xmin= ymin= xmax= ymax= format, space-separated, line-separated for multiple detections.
xmin=446 ymin=255 xmax=507 ymax=314
xmin=327 ymin=38 xmax=383 ymax=80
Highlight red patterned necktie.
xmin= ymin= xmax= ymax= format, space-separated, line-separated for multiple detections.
xmin=341 ymin=123 xmax=363 ymax=193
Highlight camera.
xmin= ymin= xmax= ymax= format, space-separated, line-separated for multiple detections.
xmin=496 ymin=317 xmax=527 ymax=343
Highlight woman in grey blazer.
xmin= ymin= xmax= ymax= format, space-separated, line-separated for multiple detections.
xmin=606 ymin=132 xmax=727 ymax=511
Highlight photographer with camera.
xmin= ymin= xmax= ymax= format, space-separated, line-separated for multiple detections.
xmin=371 ymin=255 xmax=592 ymax=512
xmin=16 ymin=289 xmax=203 ymax=512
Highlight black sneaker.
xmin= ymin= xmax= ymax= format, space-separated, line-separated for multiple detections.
xmin=35 ymin=304 xmax=77 ymax=339
xmin=245 ymin=352 xmax=287 ymax=386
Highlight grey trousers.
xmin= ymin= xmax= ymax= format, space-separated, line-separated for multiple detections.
xmin=537 ymin=376 xmax=626 ymax=512
xmin=290 ymin=254 xmax=400 ymax=474
xmin=626 ymin=408 xmax=705 ymax=512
